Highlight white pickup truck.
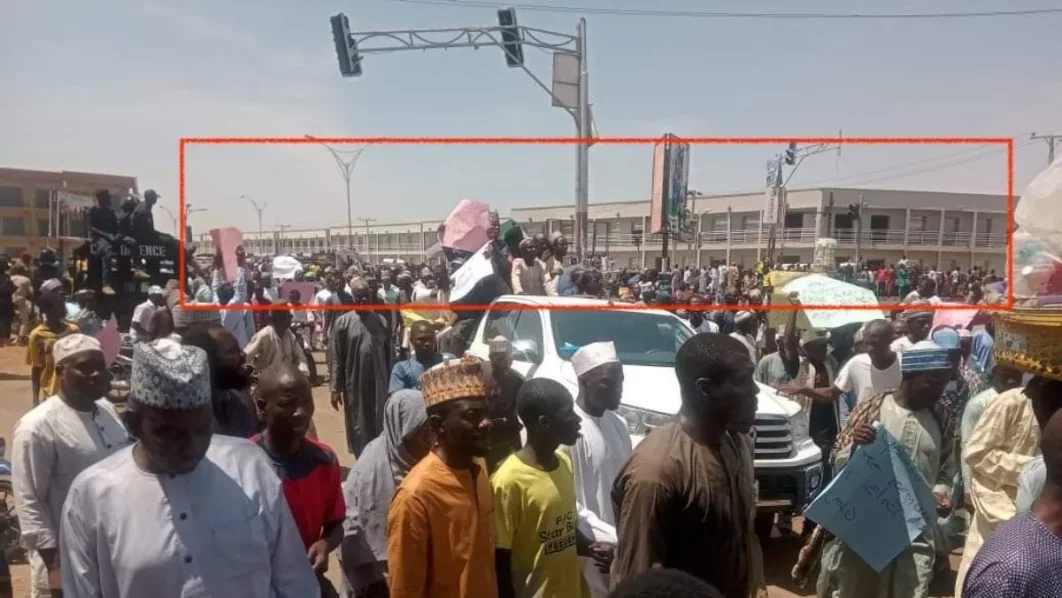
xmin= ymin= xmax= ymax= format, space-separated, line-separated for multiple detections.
xmin=467 ymin=295 xmax=824 ymax=537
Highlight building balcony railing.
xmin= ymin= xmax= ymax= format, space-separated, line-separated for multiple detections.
xmin=974 ymin=232 xmax=1008 ymax=248
xmin=942 ymin=231 xmax=972 ymax=247
xmin=906 ymin=230 xmax=939 ymax=246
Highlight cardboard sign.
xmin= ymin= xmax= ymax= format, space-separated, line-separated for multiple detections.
xmin=442 ymin=199 xmax=491 ymax=253
xmin=209 ymin=228 xmax=244 ymax=282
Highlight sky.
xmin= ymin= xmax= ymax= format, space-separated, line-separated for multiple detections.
xmin=3 ymin=0 xmax=1062 ymax=235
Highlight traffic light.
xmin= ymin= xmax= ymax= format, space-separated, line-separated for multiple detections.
xmin=784 ymin=142 xmax=797 ymax=165
xmin=497 ymin=8 xmax=524 ymax=67
xmin=331 ymin=13 xmax=362 ymax=77
xmin=847 ymin=203 xmax=861 ymax=220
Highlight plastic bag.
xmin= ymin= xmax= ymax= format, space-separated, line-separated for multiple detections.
xmin=1010 ymin=159 xmax=1062 ymax=303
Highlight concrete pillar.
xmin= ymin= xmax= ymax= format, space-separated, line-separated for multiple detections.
xmin=936 ymin=208 xmax=946 ymax=269
xmin=903 ymin=207 xmax=911 ymax=249
xmin=726 ymin=207 xmax=733 ymax=264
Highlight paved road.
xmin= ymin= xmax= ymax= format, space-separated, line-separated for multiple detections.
xmin=0 ymin=346 xmax=962 ymax=597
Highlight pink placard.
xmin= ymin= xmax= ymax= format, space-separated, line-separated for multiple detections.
xmin=97 ymin=316 xmax=119 ymax=367
xmin=442 ymin=199 xmax=491 ymax=253
xmin=210 ymin=227 xmax=244 ymax=282
xmin=932 ymin=303 xmax=979 ymax=331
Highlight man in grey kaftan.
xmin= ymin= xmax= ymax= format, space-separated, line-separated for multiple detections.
xmin=330 ymin=309 xmax=393 ymax=457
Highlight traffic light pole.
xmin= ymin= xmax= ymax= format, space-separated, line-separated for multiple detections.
xmin=333 ymin=14 xmax=593 ymax=263
xmin=767 ymin=139 xmax=842 ymax=264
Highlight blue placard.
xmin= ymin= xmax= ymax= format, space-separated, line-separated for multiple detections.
xmin=804 ymin=422 xmax=938 ymax=572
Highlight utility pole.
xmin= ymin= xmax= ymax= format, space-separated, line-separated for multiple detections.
xmin=358 ymin=217 xmax=376 ymax=265
xmin=240 ymin=194 xmax=268 ymax=256
xmin=305 ymin=136 xmax=367 ymax=253
xmin=328 ymin=10 xmax=594 ymax=262
xmin=277 ymin=224 xmax=292 ymax=255
xmin=1031 ymin=132 xmax=1062 ymax=165
xmin=184 ymin=203 xmax=208 ymax=246
xmin=765 ymin=136 xmax=843 ymax=264
xmin=851 ymin=195 xmax=867 ymax=265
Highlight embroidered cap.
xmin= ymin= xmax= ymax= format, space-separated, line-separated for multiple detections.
xmin=900 ymin=340 xmax=953 ymax=373
xmin=420 ymin=356 xmax=490 ymax=408
xmin=53 ymin=334 xmax=103 ymax=366
xmin=571 ymin=341 xmax=619 ymax=377
xmin=131 ymin=339 xmax=211 ymax=410
xmin=734 ymin=311 xmax=753 ymax=324
xmin=488 ymin=336 xmax=511 ymax=355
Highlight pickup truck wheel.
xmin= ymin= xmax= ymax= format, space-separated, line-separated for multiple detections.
xmin=754 ymin=512 xmax=775 ymax=543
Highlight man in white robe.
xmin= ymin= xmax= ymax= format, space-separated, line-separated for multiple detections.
xmin=12 ymin=334 xmax=131 ymax=598
xmin=59 ymin=339 xmax=319 ymax=598
xmin=561 ymin=341 xmax=630 ymax=597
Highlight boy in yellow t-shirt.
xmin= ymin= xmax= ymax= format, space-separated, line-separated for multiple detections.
xmin=26 ymin=282 xmax=79 ymax=405
xmin=493 ymin=378 xmax=610 ymax=598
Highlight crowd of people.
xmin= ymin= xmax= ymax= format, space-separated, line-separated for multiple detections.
xmin=1 ymin=204 xmax=1058 ymax=598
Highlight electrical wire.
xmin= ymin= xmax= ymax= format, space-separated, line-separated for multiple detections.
xmin=385 ymin=0 xmax=1062 ymax=20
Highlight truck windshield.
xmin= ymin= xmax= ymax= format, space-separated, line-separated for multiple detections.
xmin=550 ymin=310 xmax=694 ymax=367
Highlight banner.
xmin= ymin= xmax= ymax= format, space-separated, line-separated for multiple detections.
xmin=449 ymin=242 xmax=497 ymax=303
xmin=666 ymin=140 xmax=690 ymax=238
xmin=762 ymin=160 xmax=780 ymax=225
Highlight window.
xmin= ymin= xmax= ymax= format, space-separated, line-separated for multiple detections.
xmin=0 ymin=187 xmax=22 ymax=207
xmin=550 ymin=310 xmax=693 ymax=368
xmin=784 ymin=212 xmax=803 ymax=229
xmin=980 ymin=218 xmax=993 ymax=234
xmin=834 ymin=214 xmax=854 ymax=229
xmin=38 ymin=219 xmax=50 ymax=236
xmin=869 ymin=215 xmax=889 ymax=230
xmin=910 ymin=215 xmax=928 ymax=231
xmin=34 ymin=189 xmax=51 ymax=208
xmin=950 ymin=218 xmax=961 ymax=233
xmin=1 ymin=217 xmax=26 ymax=236
xmin=511 ymin=310 xmax=544 ymax=364
xmin=741 ymin=214 xmax=759 ymax=230
xmin=482 ymin=303 xmax=519 ymax=343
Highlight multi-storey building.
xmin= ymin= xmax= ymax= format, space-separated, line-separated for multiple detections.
xmin=193 ymin=186 xmax=1011 ymax=273
xmin=0 ymin=167 xmax=138 ymax=258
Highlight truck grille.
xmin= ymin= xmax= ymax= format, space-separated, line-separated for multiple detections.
xmin=753 ymin=415 xmax=793 ymax=460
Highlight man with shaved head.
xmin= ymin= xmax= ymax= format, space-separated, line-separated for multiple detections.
xmin=330 ymin=277 xmax=394 ymax=456
xmin=254 ymin=365 xmax=345 ymax=597
xmin=389 ymin=320 xmax=453 ymax=393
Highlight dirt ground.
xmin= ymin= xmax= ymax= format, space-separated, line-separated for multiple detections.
xmin=0 ymin=346 xmax=960 ymax=597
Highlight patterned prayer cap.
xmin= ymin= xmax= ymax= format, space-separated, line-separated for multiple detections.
xmin=734 ymin=311 xmax=753 ymax=324
xmin=131 ymin=339 xmax=211 ymax=410
xmin=53 ymin=334 xmax=103 ymax=366
xmin=900 ymin=340 xmax=952 ymax=373
xmin=489 ymin=336 xmax=511 ymax=355
xmin=420 ymin=356 xmax=490 ymax=409
xmin=994 ymin=308 xmax=1062 ymax=381
xmin=930 ymin=327 xmax=961 ymax=350
xmin=171 ymin=304 xmax=221 ymax=329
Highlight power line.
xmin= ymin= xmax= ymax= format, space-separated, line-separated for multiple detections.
xmin=799 ymin=139 xmax=1037 ymax=188
xmin=385 ymin=0 xmax=1062 ymax=20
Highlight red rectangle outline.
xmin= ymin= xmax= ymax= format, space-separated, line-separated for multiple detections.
xmin=179 ymin=136 xmax=1014 ymax=314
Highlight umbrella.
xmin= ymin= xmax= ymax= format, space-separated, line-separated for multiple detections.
xmin=780 ymin=273 xmax=885 ymax=331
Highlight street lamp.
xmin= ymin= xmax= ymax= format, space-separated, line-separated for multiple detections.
xmin=183 ymin=203 xmax=208 ymax=244
xmin=241 ymin=194 xmax=268 ymax=256
xmin=158 ymin=205 xmax=178 ymax=235
xmin=305 ymin=135 xmax=368 ymax=254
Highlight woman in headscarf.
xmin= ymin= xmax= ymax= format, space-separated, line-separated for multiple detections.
xmin=340 ymin=389 xmax=433 ymax=598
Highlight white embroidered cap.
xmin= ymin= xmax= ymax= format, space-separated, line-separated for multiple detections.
xmin=53 ymin=333 xmax=103 ymax=366
xmin=734 ymin=311 xmax=753 ymax=324
xmin=571 ymin=341 xmax=619 ymax=377
xmin=131 ymin=339 xmax=211 ymax=410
